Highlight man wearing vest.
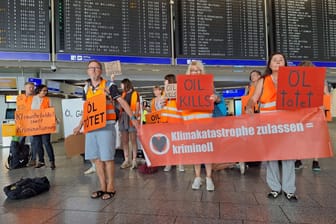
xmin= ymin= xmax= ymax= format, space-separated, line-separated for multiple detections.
xmin=16 ymin=82 xmax=35 ymax=165
xmin=74 ymin=60 xmax=138 ymax=200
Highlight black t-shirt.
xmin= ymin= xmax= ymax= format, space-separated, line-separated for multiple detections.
xmin=109 ymin=83 xmax=121 ymax=100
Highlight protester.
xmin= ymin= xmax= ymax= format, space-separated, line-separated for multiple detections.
xmin=31 ymin=84 xmax=56 ymax=169
xmin=119 ymin=78 xmax=140 ymax=169
xmin=184 ymin=61 xmax=221 ymax=191
xmin=73 ymin=60 xmax=138 ymax=200
xmin=246 ymin=52 xmax=298 ymax=201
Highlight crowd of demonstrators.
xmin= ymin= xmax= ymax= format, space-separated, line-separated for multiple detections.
xmin=246 ymin=52 xmax=298 ymax=201
xmin=118 ymin=78 xmax=140 ymax=170
xmin=73 ymin=60 xmax=137 ymax=200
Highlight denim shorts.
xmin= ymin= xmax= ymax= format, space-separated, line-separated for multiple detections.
xmin=85 ymin=123 xmax=116 ymax=161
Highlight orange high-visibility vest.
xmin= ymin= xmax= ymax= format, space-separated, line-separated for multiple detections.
xmin=259 ymin=75 xmax=277 ymax=112
xmin=86 ymin=79 xmax=116 ymax=121
xmin=40 ymin=97 xmax=51 ymax=109
xmin=323 ymin=94 xmax=332 ymax=122
xmin=241 ymin=85 xmax=259 ymax=114
xmin=121 ymin=90 xmax=139 ymax=114
xmin=16 ymin=94 xmax=33 ymax=111
xmin=160 ymin=99 xmax=183 ymax=123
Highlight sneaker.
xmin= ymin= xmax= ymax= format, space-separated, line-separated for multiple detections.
xmin=35 ymin=162 xmax=45 ymax=168
xmin=192 ymin=177 xmax=202 ymax=190
xmin=50 ymin=162 xmax=56 ymax=170
xmin=206 ymin=177 xmax=215 ymax=191
xmin=178 ymin=165 xmax=185 ymax=172
xmin=163 ymin=165 xmax=172 ymax=172
xmin=27 ymin=160 xmax=36 ymax=167
xmin=284 ymin=192 xmax=298 ymax=202
xmin=131 ymin=160 xmax=137 ymax=169
xmin=267 ymin=190 xmax=282 ymax=199
xmin=312 ymin=161 xmax=321 ymax=172
xmin=120 ymin=160 xmax=131 ymax=169
xmin=295 ymin=160 xmax=303 ymax=170
xmin=84 ymin=166 xmax=96 ymax=175
xmin=239 ymin=162 xmax=245 ymax=174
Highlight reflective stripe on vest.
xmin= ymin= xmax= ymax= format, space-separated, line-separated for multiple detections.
xmin=182 ymin=112 xmax=213 ymax=121
xmin=86 ymin=79 xmax=116 ymax=121
xmin=160 ymin=100 xmax=183 ymax=123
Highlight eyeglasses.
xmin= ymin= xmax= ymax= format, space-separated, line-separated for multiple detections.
xmin=87 ymin=67 xmax=102 ymax=71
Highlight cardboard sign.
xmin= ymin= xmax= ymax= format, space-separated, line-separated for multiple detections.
xmin=62 ymin=98 xmax=84 ymax=137
xmin=176 ymin=74 xmax=214 ymax=111
xmin=104 ymin=60 xmax=122 ymax=76
xmin=277 ymin=67 xmax=326 ymax=110
xmin=64 ymin=134 xmax=85 ymax=157
xmin=15 ymin=108 xmax=56 ymax=136
xmin=83 ymin=94 xmax=106 ymax=133
xmin=145 ymin=111 xmax=162 ymax=124
xmin=139 ymin=107 xmax=332 ymax=167
xmin=164 ymin=84 xmax=177 ymax=99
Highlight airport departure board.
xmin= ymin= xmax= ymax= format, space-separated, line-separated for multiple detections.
xmin=175 ymin=0 xmax=267 ymax=61
xmin=0 ymin=0 xmax=50 ymax=52
xmin=56 ymin=0 xmax=171 ymax=61
xmin=271 ymin=0 xmax=336 ymax=61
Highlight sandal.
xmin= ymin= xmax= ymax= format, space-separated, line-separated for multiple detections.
xmin=91 ymin=190 xmax=104 ymax=199
xmin=101 ymin=191 xmax=116 ymax=200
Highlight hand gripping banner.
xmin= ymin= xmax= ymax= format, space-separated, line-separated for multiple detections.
xmin=138 ymin=107 xmax=333 ymax=167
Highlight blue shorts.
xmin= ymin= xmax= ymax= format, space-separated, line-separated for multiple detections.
xmin=85 ymin=123 xmax=116 ymax=161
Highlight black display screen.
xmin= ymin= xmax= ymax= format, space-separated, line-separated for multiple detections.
xmin=0 ymin=0 xmax=50 ymax=53
xmin=56 ymin=0 xmax=172 ymax=58
xmin=175 ymin=0 xmax=267 ymax=61
xmin=270 ymin=0 xmax=336 ymax=61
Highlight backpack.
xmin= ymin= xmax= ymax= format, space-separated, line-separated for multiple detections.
xmin=6 ymin=140 xmax=30 ymax=170
xmin=213 ymin=95 xmax=227 ymax=117
xmin=3 ymin=176 xmax=50 ymax=200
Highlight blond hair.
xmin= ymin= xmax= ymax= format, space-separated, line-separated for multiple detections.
xmin=186 ymin=60 xmax=205 ymax=74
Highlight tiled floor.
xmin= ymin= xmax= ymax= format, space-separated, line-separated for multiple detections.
xmin=0 ymin=122 xmax=336 ymax=224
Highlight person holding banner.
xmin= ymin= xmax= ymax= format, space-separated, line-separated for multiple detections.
xmin=31 ymin=85 xmax=56 ymax=169
xmin=246 ymin=53 xmax=298 ymax=201
xmin=161 ymin=74 xmax=185 ymax=172
xmin=73 ymin=60 xmax=138 ymax=200
xmin=184 ymin=61 xmax=221 ymax=191
xmin=119 ymin=78 xmax=140 ymax=170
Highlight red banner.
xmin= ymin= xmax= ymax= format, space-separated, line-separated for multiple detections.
xmin=277 ymin=66 xmax=326 ymax=110
xmin=83 ymin=94 xmax=106 ymax=133
xmin=138 ymin=108 xmax=333 ymax=166
xmin=176 ymin=74 xmax=214 ymax=111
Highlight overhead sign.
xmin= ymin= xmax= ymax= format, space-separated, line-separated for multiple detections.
xmin=28 ymin=77 xmax=42 ymax=87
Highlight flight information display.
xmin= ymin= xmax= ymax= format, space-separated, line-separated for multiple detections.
xmin=56 ymin=0 xmax=172 ymax=64
xmin=270 ymin=0 xmax=336 ymax=62
xmin=0 ymin=0 xmax=50 ymax=60
xmin=175 ymin=0 xmax=267 ymax=65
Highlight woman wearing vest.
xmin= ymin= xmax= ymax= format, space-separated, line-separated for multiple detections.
xmin=160 ymin=74 xmax=185 ymax=172
xmin=119 ymin=78 xmax=140 ymax=169
xmin=31 ymin=85 xmax=56 ymax=169
xmin=184 ymin=61 xmax=221 ymax=191
xmin=246 ymin=53 xmax=298 ymax=201
xmin=74 ymin=60 xmax=138 ymax=200
xmin=239 ymin=70 xmax=262 ymax=174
